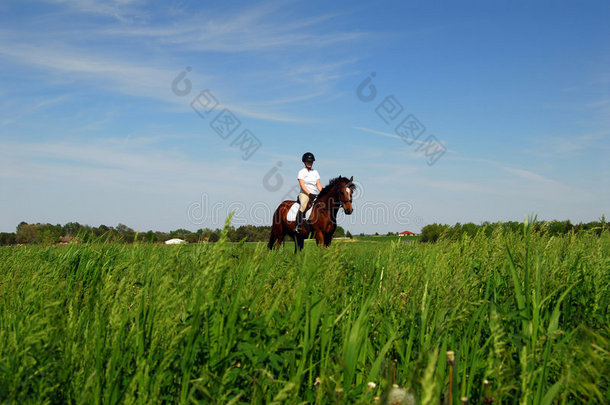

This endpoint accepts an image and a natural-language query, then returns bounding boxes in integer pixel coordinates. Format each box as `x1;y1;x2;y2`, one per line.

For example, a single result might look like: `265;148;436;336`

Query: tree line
0;221;347;245
419;217;607;242
6;217;603;246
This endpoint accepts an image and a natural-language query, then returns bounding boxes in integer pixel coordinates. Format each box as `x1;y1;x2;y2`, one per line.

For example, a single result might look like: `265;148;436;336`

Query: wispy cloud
0;137;253;193
525;130;610;156
1;95;70;126
0;42;188;100
0;1;370;126
98;5;367;53
41;0;146;22
353;126;454;152
360;129;589;200
501;166;555;183
0;41;315;123
216;103;312;123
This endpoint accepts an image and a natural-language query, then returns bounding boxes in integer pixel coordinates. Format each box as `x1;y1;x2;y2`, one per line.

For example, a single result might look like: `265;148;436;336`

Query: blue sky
1;0;608;234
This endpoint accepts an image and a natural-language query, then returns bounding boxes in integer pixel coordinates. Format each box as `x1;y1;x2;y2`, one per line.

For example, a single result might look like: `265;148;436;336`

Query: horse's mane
318;176;355;198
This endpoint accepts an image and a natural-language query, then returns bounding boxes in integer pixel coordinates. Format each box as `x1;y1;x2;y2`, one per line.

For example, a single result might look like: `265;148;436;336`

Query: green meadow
1;221;608;404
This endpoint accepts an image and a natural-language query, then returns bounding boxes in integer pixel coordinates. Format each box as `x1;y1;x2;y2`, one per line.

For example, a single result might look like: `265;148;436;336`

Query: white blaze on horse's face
343;185;354;215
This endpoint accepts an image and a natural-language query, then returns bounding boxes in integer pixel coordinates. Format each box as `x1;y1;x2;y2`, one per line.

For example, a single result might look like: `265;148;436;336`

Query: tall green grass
1;221;608;403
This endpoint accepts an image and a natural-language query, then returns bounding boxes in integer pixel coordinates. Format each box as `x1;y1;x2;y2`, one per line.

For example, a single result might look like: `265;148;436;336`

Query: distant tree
0;232;16;245
39;224;62;244
185;233;199;243
169;228;192;240
142;230;157;243
208;230;220;243
155;231;170;242
229;225;271;242
6;216;605;246
420;223;451;243
233;225;249;242
93;224;110;237
481;222;495;237
198;228;215;242
16;221;28;234
504;221;522;234
462;222;477;237
226;226;239;242
16;223;41;244
116;223;136;243
62;222;82;237
544;220;574;236
335;226;345;237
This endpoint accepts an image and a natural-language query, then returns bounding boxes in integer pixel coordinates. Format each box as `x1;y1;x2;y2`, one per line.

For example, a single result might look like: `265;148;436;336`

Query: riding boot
295;211;304;233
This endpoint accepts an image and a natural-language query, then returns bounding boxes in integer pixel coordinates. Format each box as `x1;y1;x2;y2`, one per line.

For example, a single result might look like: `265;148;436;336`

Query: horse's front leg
323;232;333;247
315;231;324;246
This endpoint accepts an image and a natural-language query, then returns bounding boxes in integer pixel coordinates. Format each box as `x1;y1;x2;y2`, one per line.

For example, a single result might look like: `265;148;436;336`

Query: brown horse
268;176;355;251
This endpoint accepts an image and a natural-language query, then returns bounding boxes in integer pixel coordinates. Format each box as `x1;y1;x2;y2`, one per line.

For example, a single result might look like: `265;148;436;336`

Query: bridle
338;184;353;208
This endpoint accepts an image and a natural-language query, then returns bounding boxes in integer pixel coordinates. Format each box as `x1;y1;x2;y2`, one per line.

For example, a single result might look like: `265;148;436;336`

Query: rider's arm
299;179;310;195
316;179;322;192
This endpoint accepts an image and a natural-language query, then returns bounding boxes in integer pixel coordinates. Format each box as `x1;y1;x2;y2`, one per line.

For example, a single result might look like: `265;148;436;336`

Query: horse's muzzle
344;208;353;215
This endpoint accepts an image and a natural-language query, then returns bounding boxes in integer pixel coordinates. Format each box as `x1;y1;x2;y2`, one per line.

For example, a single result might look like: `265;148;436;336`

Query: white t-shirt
298;168;320;194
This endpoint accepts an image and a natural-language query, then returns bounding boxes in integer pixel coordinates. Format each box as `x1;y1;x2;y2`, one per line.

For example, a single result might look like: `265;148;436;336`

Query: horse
268;176;355;251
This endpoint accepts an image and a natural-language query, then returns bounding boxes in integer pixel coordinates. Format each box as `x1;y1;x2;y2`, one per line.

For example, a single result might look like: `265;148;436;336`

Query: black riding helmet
302;152;315;163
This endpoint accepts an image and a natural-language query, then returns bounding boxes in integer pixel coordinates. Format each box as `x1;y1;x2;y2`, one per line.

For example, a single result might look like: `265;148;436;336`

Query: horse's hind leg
268;230;276;250
273;228;284;249
268;224;284;250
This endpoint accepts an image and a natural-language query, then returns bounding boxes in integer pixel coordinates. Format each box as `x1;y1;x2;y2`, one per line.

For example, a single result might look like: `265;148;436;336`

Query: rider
296;152;322;233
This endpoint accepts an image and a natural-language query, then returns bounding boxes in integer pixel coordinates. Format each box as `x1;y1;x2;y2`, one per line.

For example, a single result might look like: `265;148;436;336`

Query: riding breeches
298;192;309;213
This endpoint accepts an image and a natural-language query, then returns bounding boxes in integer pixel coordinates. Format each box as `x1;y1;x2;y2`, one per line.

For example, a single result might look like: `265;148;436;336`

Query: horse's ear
349;176;353;181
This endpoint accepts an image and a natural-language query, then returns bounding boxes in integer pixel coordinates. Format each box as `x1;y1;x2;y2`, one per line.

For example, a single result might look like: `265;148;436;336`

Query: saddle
296;194;318;212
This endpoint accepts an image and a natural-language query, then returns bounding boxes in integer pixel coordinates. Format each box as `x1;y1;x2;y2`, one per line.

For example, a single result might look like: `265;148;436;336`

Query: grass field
1;220;608;404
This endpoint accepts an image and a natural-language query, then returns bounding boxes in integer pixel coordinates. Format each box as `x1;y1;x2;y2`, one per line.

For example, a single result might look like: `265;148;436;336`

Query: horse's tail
268;205;283;250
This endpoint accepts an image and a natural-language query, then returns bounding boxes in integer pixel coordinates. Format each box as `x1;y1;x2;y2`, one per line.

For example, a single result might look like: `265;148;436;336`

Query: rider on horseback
296;152;322;233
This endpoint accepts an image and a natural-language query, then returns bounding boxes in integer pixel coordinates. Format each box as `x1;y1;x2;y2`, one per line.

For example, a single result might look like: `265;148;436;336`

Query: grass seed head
446;350;455;365
385;386;415;405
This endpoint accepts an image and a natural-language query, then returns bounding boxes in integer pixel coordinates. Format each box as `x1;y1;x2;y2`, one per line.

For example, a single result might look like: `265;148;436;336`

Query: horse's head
318;175;357;214
338;176;355;215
